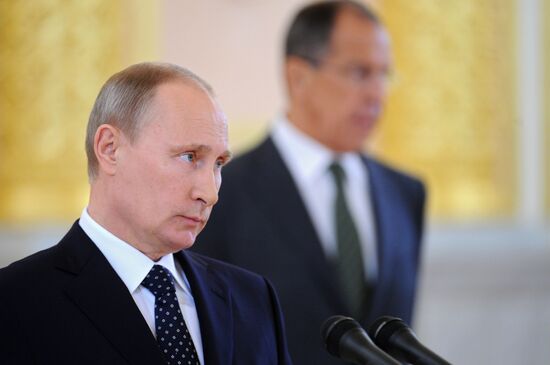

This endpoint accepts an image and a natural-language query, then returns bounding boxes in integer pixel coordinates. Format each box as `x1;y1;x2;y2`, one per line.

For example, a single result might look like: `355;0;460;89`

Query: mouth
179;215;206;225
353;106;381;128
352;114;376;129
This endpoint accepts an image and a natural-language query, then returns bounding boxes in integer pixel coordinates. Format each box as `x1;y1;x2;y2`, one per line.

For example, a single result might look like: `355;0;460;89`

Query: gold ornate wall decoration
0;0;529;222
373;0;517;220
0;0;158;223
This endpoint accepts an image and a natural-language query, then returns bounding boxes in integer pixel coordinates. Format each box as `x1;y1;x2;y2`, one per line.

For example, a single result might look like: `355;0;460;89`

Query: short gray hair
85;62;214;180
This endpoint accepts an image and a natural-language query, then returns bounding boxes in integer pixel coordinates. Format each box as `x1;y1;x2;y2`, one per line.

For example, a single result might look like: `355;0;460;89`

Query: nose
191;168;220;207
362;73;387;104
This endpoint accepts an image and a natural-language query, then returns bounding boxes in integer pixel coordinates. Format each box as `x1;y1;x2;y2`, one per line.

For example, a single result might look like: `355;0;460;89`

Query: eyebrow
172;144;232;161
220;149;233;163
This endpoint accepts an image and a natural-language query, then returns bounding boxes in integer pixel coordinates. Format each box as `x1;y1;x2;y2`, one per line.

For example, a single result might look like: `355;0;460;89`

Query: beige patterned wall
373;0;517;220
0;1;539;222
0;0;157;223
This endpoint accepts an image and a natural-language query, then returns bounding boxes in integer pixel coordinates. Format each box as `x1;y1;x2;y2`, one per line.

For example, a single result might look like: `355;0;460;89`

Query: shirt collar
271;114;365;181
271;114;333;183
338;153;368;183
78;208;191;296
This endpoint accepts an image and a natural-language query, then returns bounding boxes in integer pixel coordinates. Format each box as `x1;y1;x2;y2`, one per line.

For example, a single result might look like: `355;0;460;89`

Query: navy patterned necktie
329;161;367;318
141;264;200;365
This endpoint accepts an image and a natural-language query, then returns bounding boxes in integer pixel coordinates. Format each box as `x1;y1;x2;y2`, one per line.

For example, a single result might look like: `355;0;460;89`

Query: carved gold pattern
0;0;157;223
0;1;539;222
372;0;518;219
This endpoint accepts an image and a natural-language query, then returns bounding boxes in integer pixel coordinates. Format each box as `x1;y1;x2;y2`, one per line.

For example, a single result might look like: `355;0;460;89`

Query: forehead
142;81;228;145
327;9;391;59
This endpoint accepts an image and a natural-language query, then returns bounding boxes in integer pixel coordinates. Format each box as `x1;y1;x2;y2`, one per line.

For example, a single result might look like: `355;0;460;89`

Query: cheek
123;158;175;210
318;85;356;116
157;170;188;202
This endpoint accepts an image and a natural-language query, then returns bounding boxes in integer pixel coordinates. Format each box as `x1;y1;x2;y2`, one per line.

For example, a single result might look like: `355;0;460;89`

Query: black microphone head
368;316;451;365
322;315;402;365
320;315;361;357
368;316;407;348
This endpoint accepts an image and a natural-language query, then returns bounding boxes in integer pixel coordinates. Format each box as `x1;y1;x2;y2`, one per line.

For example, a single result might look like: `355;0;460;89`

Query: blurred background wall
0;0;548;363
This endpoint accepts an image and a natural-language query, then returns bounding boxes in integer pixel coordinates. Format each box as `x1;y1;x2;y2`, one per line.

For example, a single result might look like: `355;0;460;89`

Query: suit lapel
365;159;400;305
249;138;345;311
176;251;232;365
57;223;166;365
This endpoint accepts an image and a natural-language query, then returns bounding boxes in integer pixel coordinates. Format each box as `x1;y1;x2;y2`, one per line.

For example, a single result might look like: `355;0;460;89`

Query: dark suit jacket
193;137;426;365
0;221;292;365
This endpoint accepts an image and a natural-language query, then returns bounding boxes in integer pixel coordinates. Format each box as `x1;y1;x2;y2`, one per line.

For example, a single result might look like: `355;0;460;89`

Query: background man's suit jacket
193;137;426;365
0;222;292;365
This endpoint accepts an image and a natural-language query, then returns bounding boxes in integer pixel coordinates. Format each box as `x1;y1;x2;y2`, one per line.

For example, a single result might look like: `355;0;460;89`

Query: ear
285;56;314;99
94;124;122;176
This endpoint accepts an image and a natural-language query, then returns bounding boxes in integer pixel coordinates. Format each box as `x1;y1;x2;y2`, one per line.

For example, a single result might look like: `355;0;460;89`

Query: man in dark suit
0;62;292;365
193;1;426;364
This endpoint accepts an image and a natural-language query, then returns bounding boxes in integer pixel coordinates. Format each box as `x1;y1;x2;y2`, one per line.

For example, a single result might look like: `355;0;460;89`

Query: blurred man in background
194;1;426;364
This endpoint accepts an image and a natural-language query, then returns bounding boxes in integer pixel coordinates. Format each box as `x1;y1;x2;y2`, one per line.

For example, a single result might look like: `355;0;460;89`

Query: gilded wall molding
0;0;157;222
373;0;517;219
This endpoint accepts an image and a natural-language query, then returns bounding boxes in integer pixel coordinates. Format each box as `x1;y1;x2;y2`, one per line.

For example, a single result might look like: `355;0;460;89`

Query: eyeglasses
315;61;395;89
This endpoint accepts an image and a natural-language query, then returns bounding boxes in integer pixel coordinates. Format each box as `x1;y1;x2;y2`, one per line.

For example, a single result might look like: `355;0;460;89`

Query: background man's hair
85;62;214;180
284;0;380;66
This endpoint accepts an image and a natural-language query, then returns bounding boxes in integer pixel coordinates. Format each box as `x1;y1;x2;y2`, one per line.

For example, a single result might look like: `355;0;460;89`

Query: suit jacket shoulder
363;155;426;235
0;222;292;365
364;156;426;198
0;222;166;365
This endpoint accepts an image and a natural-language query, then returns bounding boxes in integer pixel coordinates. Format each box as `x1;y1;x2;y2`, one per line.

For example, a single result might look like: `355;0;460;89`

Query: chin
163;231;197;254
331;138;365;152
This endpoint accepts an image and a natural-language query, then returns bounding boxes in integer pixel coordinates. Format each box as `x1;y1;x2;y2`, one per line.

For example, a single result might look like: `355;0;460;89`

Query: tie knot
329;161;346;186
141;264;176;298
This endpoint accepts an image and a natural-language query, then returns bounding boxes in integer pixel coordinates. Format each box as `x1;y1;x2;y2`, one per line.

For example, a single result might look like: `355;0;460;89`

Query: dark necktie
141;264;200;365
329;161;367;318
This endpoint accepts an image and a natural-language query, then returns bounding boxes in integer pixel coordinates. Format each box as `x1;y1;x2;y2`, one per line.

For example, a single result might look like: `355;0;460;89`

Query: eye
180;152;196;163
348;66;370;82
215;159;226;169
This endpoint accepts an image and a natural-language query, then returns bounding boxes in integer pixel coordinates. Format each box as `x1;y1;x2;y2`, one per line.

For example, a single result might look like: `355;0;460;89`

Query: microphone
368;316;451;365
321;315;400;365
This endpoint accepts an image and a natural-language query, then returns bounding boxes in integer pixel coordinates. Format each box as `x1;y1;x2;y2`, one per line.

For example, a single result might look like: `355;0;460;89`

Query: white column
518;0;545;226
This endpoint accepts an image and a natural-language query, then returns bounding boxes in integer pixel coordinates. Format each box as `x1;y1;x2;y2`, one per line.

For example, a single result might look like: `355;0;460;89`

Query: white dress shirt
79;208;204;364
271;114;378;281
